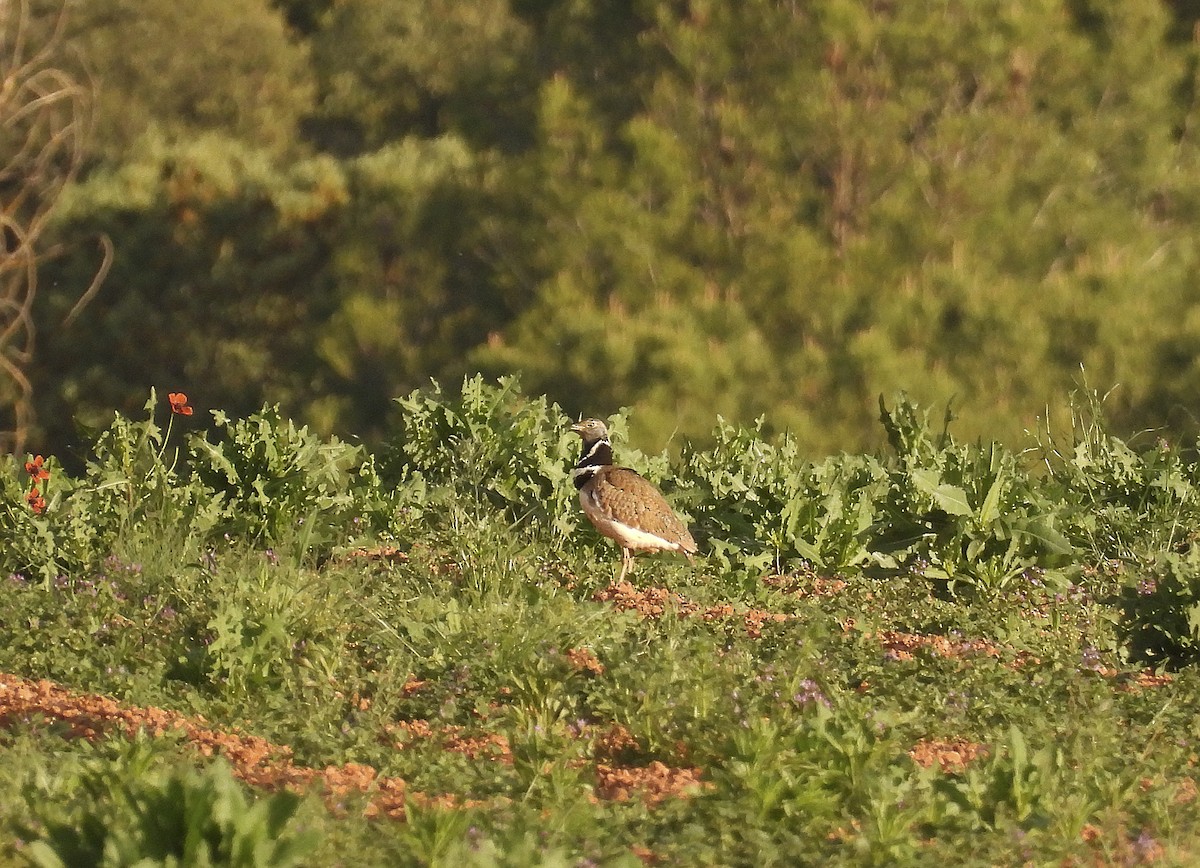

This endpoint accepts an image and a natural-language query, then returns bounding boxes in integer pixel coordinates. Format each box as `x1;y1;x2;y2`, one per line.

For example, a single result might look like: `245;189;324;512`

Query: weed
23;742;317;868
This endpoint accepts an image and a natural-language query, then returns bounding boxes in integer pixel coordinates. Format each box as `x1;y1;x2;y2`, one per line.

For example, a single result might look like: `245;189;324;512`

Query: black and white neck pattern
572;436;613;490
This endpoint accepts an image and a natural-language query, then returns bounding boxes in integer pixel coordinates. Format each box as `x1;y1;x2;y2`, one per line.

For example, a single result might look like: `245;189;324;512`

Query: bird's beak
570;421;586;434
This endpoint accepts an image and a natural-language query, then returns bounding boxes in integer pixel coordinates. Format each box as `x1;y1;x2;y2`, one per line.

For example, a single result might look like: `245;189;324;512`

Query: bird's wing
591;467;696;551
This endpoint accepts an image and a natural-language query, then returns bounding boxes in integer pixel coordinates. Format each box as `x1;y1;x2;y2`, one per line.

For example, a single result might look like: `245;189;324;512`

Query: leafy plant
25;748;318;868
934;726;1059;832
1117;550;1200;667
0;391;217;584
1033;387;1200;562
678;417;885;574
202;564;307;699
381;375;577;536
871;395;1075;594
189;404;374;549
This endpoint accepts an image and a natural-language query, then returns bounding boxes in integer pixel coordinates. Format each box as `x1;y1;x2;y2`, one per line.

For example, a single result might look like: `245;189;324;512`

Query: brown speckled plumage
571;418;697;581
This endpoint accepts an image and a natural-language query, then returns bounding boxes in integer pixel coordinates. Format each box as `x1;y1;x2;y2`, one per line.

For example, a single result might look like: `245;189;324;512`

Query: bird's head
570;418;610;444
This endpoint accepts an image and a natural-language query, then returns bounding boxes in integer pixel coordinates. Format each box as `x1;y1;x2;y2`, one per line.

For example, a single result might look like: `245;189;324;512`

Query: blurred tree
313;135;509;440
24;0;1200;460
268;0;333;35
308;0;535;153
32;132;506;457
33;136;341;457
62;0;314;160
479;0;1200;453
512;0;664;131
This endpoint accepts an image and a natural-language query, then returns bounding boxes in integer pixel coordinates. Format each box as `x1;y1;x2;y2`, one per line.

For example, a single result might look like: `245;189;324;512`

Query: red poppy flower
168;392;194;416
24;455;49;482
25;487;45;515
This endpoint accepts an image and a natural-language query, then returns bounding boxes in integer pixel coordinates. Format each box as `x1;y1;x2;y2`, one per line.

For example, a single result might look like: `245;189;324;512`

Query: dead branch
0;0;101;454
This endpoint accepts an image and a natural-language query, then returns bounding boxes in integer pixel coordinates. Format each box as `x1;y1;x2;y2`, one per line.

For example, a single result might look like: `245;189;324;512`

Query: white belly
580;490;682;553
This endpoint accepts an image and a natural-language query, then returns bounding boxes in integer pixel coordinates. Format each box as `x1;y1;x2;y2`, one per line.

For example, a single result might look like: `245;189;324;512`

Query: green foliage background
22;0;1200;458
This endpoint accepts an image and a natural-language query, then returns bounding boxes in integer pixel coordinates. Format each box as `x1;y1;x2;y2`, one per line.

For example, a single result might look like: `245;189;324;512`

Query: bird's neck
572;438;613;490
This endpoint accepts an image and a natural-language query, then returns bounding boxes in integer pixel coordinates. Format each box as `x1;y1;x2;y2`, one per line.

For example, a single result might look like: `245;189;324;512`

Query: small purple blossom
792;679;831;709
1134;829;1161;859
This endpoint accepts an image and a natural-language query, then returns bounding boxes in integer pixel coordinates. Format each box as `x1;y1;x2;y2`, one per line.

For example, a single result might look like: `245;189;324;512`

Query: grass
2;378;1200;866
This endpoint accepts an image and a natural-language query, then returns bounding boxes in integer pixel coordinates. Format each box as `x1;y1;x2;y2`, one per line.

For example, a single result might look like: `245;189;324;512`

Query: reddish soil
0;672;708;821
593;580;789;637
875;628;1005;661
0;672;410;819
908;737;989;774
385;719;513;764
565;646;606;675
593;760;708;805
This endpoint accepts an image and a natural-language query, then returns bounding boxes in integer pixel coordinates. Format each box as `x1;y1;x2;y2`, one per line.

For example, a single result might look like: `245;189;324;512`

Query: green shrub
678;395;1077;591
871;395;1075;593
0;392;219;585
188;404;379;549
1034;389;1200;562
380;375;577;536
1117;550;1200;667
25;750;318;868
678;417;886;574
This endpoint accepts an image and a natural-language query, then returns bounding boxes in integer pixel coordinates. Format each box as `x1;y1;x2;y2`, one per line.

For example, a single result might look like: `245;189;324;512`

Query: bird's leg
618;549;632;582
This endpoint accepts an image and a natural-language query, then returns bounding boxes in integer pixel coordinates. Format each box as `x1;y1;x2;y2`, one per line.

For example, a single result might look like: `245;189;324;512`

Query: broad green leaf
1016;516;1075;557
911;469;972;517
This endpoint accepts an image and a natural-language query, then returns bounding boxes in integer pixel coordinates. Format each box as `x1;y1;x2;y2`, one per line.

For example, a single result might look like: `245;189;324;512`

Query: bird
569;418;697;581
